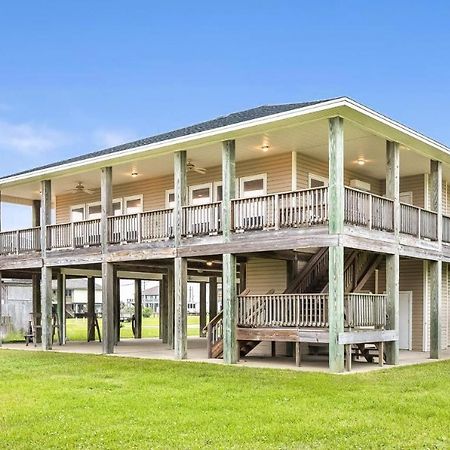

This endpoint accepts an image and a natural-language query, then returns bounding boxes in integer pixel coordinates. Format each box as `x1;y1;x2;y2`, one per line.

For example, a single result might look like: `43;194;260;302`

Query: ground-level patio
3;337;450;374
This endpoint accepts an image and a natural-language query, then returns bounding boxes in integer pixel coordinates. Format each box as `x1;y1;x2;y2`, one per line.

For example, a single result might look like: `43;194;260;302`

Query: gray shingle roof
0;99;335;180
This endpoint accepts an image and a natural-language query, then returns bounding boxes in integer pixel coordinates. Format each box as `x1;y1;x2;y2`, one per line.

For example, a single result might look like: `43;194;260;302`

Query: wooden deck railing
400;203;438;241
0;227;41;255
237;293;387;329
47;219;101;249
345;293;387;328
232;186;329;232
182;202;221;236
4;188;447;253
344;187;394;232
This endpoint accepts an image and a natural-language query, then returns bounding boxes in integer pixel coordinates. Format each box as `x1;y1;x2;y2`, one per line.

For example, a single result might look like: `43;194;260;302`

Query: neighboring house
1;97;450;372
51;279;103;315
141;283;200;314
142;285;160;312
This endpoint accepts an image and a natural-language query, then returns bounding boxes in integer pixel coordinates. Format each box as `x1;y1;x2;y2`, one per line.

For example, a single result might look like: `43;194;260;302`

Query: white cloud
0;119;69;155
93;128;137;148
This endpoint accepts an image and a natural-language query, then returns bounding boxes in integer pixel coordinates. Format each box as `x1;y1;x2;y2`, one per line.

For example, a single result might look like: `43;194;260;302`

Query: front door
399;291;412;350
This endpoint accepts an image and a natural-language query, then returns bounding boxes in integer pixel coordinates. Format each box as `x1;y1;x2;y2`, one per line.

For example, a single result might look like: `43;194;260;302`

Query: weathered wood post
87;276;96;341
0;271;2;347
385;141;400;365
32;273;41;344
222;139;238;364
114;276;120;344
328;117;345;373
56;272;64;345
174;150;188;359
199;281;207;336
134;279;142;339
167;265;174;349
174;257;187;359
430;159;442;359
209;276;218;320
101;166;115;354
160;274;168;343
40;179;53;351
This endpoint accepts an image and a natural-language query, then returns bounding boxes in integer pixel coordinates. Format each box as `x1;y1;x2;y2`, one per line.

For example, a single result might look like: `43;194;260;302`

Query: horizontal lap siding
296;153;383;194
400;175;425;208
55;153;293;224
361;258;424;351
245;258;287;294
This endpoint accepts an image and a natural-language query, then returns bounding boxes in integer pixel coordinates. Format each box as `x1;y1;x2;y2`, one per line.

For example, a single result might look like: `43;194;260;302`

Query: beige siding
246;258;287;294
363;257;425;351
399;175;425;208
296;153;383;194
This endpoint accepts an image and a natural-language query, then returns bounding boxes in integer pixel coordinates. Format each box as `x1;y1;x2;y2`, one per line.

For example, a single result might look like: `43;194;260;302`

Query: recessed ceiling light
206;260;213;266
356;158;366;166
261;145;270;152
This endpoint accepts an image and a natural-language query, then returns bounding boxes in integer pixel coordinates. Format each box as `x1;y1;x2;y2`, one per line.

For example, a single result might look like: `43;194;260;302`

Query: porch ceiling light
206;260;213;266
261;145;270;152
356;157;366;166
131;170;139;177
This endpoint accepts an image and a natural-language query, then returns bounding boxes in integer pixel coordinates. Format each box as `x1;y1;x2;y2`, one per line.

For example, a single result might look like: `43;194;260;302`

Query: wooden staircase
206;310;261;359
355;343;386;364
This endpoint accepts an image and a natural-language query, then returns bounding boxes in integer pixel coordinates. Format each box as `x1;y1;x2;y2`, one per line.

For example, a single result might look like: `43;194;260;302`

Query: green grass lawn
4;315;201;343
0;351;449;449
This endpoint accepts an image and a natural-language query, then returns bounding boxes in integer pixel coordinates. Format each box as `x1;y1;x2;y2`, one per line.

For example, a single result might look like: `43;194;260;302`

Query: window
213;182;223;202
189;183;212;205
308;174;329;188
124;195;143;214
166;190;175;208
70;204;85;222
87;202;101;219
239;174;267;198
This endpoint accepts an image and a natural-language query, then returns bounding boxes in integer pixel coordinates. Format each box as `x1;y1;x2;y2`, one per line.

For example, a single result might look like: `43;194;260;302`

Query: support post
114;276;120;344
40;266;53;350
386;141;400;236
223;253;237;364
174;257;187;359
385;253;400;364
209;276;218;320
56;272;64;345
199;281;207;336
87;277;96;342
101;167;113;253
174;151;187;246
102;262;115;354
328;117;345;373
167;264;174;349
430;160;443;245
160;274;168;343
222;140;236;242
385;141;400;365
134;279;142;339
0;271;2;347
430;259;442;358
32;273;41;344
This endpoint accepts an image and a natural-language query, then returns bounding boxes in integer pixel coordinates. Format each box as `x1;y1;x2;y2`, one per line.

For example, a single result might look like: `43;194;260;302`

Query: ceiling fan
67;181;95;195
187;159;207;174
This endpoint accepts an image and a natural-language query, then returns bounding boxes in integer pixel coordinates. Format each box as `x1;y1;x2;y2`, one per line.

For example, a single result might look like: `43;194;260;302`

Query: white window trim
86;201;101;219
165;189;175;208
213;181;222;202
239;173;267;198
124;194;144;213
189;182;213;204
112;198;123;216
70;204;86;222
308;173;329;188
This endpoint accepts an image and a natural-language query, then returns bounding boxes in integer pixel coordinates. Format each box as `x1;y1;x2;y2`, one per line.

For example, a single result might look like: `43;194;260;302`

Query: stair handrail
205;310;224;358
284;247;328;294
321;250;359;293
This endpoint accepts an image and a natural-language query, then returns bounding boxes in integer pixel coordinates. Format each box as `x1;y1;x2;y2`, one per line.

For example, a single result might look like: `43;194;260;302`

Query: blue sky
1;1;450;228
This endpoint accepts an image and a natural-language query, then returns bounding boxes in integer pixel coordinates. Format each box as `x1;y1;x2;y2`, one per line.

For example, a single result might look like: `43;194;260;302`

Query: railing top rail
345;293;387;298
0;226;40;235
182;201;222;209
108;212;139;220
400;202;437;215
345;186;394;203
232;186;329;203
47;217;101;228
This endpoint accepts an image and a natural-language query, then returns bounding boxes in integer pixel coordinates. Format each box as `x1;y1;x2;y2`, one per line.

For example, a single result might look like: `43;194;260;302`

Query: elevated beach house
0;97;449;372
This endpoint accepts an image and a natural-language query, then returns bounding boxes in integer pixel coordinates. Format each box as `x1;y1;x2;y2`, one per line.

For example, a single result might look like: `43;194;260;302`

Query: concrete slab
2;338;450;374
